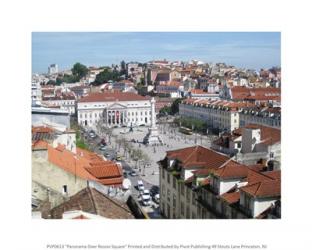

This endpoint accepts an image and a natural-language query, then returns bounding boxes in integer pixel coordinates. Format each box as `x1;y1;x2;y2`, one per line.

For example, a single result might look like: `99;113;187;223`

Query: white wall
219;179;241;195
253;198;278;218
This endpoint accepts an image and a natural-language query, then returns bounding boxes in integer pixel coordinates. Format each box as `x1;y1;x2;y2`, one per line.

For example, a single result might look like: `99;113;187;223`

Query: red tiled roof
32;126;55;134
240;170;281;198
32;140;48;150
47;144;123;186
190;89;205;94
245;124;281;145
79;92;150;103
221;191;240;204
231;86;281;101
50;187;134;219
85;164;122;179
213;161;249;179
167;146;230;169
240;179;281;198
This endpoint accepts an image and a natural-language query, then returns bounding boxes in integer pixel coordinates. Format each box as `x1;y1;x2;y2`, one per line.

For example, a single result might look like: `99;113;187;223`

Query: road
81;128;161;218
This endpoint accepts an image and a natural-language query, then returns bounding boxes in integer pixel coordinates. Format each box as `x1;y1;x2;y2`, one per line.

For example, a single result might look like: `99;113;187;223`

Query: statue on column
143;97;163;145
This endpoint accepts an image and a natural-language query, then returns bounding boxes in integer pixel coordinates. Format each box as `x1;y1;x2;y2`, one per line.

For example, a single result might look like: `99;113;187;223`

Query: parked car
100;139;107;146
150;186;160;197
104;152;110;157
137;180;144;192
99;145;106;151
141;190;151;206
116;155;123;161
123;171;128;178
153;193;160;204
89;133;96;139
129;170;138;177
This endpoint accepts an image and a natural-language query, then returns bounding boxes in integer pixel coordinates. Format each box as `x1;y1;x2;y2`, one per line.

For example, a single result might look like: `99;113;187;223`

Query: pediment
107;102;127;109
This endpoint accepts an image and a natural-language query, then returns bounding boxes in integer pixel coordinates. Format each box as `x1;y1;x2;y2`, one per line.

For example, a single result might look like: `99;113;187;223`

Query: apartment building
158;145;281;219
179;99;254;132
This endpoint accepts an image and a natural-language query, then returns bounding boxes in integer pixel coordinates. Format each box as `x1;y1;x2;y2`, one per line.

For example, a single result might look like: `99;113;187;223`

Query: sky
32;32;281;74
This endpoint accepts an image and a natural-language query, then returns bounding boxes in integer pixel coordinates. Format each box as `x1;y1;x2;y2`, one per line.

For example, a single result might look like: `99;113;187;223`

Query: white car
137;180;144;192
141;190;151;206
129;170;138;177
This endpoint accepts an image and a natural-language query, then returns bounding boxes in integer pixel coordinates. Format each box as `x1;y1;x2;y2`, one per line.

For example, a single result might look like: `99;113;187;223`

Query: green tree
71;62;88;79
93;68;121;85
171;97;185;115
146;69;152;85
56;77;63;85
47;80;56;85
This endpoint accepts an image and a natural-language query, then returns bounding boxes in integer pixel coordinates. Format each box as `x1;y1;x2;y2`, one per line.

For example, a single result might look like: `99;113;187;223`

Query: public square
107;123;218;186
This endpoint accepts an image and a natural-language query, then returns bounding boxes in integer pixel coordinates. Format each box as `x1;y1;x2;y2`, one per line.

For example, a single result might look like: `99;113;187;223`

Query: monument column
143;97;162;145
151;98;156;128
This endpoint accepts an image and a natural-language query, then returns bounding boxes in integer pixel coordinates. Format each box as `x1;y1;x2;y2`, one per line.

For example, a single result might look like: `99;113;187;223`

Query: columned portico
103;103;128;127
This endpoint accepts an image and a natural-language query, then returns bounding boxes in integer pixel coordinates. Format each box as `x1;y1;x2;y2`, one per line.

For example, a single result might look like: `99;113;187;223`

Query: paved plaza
108;123;218;186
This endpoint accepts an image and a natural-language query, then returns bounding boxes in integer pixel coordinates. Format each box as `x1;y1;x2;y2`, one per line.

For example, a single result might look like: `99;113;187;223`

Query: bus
179;126;193;135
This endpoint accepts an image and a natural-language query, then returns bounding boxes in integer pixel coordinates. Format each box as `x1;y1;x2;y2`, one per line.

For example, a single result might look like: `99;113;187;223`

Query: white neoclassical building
77;92;152;128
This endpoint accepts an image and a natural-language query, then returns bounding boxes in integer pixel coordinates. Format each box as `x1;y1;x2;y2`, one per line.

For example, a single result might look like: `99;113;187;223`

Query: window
141;112;143;115
162;168;165;179
192;192;196;205
181;183;185;196
80;113;82;118
95;113;97;118
167;173;170;184
173;177;176;189
173;194;176;208
221;202;227;217
167;189;170;202
167;204;171;218
62;185;67;195
186;187;190;203
186;206;190;219
162;184;165;197
245;195;251;210
89;113;92;118
192;212;196;219
180;202;185;216
85;114;87;118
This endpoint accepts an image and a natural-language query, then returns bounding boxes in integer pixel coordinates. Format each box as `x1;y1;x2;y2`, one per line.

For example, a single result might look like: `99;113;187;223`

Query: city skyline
32;32;281;74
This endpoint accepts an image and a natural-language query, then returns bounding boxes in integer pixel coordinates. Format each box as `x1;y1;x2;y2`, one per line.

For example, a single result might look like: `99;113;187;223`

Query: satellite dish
122;179;131;190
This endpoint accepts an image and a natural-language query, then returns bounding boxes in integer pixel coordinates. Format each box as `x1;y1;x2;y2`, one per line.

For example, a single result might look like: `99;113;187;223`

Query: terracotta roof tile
240;179;281;198
47;144;123;186
32;140;48;150
213;161;249;179
231;86;281;101
245;124;281;145
79;92;150;103
50;187;134;219
221;191;240;204
167;146;230;169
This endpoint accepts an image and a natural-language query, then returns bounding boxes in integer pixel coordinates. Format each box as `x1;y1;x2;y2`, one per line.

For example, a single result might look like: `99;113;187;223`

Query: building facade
158;146;281;219
77;92;152;128
179;99;246;132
